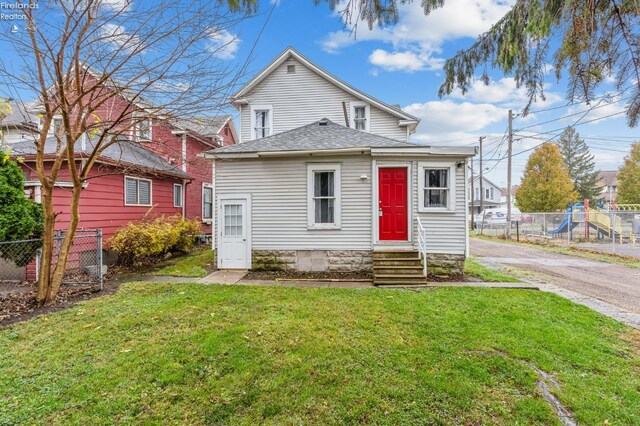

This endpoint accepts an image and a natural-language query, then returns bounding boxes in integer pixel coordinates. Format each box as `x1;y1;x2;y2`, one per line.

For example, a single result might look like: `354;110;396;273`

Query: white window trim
418;162;456;212
202;183;214;223
173;183;183;208
124;176;153;207
350;101;370;132
307;163;342;230
134;115;152;142
250;104;273;140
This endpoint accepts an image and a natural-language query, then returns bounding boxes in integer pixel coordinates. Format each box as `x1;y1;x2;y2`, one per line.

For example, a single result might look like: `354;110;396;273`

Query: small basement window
125;176;152;206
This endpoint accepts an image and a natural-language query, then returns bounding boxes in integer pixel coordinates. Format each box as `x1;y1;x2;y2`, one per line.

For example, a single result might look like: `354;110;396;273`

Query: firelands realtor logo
1;2;39;25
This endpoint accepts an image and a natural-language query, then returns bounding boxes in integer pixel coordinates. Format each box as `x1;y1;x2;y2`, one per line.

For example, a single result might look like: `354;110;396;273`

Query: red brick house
8;97;237;240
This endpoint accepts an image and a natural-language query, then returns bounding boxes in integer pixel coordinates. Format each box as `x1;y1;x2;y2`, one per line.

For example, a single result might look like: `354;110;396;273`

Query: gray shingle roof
174;115;231;138
210;119;423;154
2;101;38;127
11;136;189;178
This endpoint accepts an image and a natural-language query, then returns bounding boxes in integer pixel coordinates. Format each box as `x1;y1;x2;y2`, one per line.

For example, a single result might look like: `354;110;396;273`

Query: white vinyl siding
240;58;407;142
215;155;371;250
411;158;466;255
124;176;152;206
214;154;467;256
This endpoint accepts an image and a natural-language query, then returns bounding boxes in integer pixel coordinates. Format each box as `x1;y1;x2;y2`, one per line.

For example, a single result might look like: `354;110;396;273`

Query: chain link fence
0;229;104;294
473;210;640;257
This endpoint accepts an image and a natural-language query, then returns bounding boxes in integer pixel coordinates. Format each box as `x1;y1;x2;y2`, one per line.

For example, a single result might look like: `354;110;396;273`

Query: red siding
22;163;183;242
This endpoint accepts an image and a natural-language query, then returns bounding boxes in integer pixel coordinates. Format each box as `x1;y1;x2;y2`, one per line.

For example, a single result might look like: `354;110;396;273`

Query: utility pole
506;110;513;240
470;158;475;229
479;136;485;217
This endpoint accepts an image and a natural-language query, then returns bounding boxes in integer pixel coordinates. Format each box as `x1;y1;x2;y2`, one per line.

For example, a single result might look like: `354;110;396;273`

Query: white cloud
100;23;139;52
100;0;132;12
368;49;443;72
449;77;563;109
564;95;627;125
321;0;515;73
207;29;240;60
405;100;507;143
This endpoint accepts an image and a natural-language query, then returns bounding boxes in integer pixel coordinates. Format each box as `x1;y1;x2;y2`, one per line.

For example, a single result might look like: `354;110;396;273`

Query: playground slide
548;216;571;234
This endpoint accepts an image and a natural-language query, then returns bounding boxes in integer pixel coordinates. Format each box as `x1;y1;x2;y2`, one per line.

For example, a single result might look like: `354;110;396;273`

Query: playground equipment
548;201;623;239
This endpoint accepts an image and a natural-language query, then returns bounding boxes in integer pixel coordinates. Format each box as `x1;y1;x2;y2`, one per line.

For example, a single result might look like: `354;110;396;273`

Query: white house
205;48;476;282
467;176;502;215
0;101;39;146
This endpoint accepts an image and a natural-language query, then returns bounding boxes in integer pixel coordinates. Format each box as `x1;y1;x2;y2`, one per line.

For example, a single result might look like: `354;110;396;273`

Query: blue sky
226;0;638;187
1;0;636;187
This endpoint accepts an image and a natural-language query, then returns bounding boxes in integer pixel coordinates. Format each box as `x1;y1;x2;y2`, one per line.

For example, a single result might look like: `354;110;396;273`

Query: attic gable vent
287;64;296;74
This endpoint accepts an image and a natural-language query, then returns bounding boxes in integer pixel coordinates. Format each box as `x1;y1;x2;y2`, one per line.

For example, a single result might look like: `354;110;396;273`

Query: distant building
0;101;39;145
468;176;502;215
597;171;618;206
500;185;519;209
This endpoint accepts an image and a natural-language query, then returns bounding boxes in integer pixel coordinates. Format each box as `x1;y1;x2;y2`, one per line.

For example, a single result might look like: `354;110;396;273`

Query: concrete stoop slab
198;270;248;285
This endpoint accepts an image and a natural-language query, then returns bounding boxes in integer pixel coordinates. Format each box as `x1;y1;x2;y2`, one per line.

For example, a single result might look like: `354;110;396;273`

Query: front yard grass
151;249;215;278
464;257;522;282
1;283;639;424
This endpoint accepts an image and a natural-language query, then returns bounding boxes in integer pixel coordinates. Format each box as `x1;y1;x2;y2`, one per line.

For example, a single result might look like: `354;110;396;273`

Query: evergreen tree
617;143;640;204
516;143;577;212
557;127;601;202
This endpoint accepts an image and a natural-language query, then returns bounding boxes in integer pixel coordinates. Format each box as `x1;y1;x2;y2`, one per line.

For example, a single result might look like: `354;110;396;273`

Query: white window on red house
135;117;152;141
202;186;213;220
173;184;183;208
125;177;152;206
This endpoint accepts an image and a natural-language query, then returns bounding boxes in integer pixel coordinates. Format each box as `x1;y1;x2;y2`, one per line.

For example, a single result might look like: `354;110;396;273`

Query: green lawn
1;283;639;425
152;249;215;278
464;257;522;282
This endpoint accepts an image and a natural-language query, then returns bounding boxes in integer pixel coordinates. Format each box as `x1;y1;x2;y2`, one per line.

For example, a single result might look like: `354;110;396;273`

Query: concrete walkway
198;269;248;285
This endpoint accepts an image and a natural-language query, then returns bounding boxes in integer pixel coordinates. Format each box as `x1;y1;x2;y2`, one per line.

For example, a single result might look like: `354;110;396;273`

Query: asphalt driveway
471;238;640;315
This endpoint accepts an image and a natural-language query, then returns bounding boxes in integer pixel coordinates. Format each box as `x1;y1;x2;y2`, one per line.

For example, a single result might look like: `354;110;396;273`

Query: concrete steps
372;251;426;286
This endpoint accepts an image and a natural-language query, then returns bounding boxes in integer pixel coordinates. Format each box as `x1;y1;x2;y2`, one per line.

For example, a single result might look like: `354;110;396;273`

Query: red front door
378;167;408;241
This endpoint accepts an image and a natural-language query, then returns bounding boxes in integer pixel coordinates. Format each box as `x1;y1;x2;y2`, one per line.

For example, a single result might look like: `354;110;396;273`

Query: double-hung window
135;116;152;141
350;102;370;132
307;164;341;229
173;184;183;208
125;176;152;206
418;163;455;211
202;185;213;221
250;105;273;140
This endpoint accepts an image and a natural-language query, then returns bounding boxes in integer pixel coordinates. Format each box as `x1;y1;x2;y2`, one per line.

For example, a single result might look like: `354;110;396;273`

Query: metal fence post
97;229;103;290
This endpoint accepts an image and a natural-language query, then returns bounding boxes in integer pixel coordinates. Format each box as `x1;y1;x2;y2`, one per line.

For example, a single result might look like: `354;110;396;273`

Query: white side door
218;197;250;269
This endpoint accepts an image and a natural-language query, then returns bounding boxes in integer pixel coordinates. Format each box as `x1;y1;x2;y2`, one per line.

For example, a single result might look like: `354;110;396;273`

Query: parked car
475;207;522;225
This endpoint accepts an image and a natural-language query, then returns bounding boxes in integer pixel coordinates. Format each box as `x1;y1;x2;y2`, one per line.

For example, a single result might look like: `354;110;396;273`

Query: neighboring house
500;185;519;210
8;81;238;239
205;47;476;281
467;176;502;215
0;101;39;145
597;171;618;206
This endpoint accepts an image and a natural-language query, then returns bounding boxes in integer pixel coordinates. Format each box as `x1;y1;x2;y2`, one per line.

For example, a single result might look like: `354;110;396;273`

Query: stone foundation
426;253;465;277
251;250;464;277
251;250;372;273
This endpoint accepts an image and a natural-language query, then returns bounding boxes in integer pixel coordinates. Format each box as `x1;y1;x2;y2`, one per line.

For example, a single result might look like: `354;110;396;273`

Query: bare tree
0;0;256;305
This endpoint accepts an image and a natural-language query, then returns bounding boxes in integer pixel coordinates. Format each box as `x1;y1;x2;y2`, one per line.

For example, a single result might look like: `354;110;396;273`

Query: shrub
0;149;44;266
110;215;200;265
